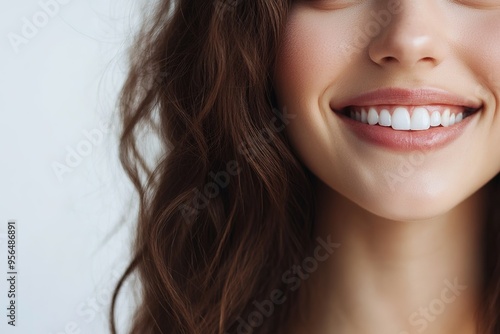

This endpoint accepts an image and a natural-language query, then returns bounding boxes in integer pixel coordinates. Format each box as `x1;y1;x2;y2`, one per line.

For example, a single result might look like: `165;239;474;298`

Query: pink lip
337;112;480;151
331;87;483;151
331;87;482;110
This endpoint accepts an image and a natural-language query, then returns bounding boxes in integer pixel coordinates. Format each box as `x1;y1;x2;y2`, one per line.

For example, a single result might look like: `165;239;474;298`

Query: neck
286;181;487;334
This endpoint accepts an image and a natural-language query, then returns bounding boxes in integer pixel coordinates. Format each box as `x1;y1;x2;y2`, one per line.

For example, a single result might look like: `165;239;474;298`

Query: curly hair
109;1;500;333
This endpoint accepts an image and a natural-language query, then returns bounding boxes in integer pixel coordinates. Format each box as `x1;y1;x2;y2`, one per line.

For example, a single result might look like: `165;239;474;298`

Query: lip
331;88;483;151
331;87;482;111
336;110;480;151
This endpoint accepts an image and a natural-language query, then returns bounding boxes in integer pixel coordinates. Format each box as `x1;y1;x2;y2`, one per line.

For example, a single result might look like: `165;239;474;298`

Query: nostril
381;56;398;63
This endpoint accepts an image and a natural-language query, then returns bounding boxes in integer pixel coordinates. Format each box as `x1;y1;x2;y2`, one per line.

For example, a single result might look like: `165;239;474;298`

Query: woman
110;0;500;333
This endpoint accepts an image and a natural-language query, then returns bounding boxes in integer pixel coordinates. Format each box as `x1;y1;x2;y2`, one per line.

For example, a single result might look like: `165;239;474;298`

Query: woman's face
273;0;500;220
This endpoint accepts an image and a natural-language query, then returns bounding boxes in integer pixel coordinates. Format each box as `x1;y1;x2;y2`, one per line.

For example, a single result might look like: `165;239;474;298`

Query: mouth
333;104;482;130
331;104;483;151
329;88;484;151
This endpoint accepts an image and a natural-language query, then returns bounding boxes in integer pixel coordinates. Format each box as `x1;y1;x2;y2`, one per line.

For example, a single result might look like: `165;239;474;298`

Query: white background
0;0;143;333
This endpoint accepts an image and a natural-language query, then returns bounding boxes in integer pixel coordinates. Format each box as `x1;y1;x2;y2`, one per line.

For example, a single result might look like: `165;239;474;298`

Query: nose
368;2;448;69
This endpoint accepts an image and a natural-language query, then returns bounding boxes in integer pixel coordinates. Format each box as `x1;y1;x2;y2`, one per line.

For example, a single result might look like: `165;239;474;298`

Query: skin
272;0;500;333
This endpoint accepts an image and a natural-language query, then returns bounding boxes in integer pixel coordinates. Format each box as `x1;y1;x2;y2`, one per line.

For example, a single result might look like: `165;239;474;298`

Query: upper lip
331;87;483;111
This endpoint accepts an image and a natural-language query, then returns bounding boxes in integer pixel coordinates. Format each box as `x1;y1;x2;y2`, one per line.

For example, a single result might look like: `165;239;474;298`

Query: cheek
458;15;500;174
273;13;337;169
273;9;357;168
458;14;500;96
469;15;500;66
274;10;353;104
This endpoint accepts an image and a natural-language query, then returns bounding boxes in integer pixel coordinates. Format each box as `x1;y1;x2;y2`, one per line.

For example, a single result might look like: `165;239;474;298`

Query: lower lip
334;109;480;151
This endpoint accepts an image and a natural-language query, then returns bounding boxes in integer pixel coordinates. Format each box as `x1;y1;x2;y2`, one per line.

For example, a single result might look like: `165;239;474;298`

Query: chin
341;177;467;222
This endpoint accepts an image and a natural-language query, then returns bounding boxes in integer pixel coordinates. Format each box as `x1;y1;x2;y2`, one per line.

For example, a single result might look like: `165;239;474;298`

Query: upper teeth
349;106;465;130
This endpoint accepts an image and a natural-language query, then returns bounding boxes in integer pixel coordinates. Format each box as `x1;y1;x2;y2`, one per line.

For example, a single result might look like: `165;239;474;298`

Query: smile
330;88;484;151
338;105;481;130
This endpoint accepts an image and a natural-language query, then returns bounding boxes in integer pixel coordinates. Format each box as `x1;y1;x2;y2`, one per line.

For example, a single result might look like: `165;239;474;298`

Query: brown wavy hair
109;0;500;333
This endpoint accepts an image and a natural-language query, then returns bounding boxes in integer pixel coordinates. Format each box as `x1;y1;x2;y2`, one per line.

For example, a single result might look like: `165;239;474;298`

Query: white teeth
441;108;450;127
348;106;467;130
378;109;391;126
410;107;431;130
361;108;368;124
392;107;411;130
430;111;441;127
367;107;379;125
449;113;456;126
